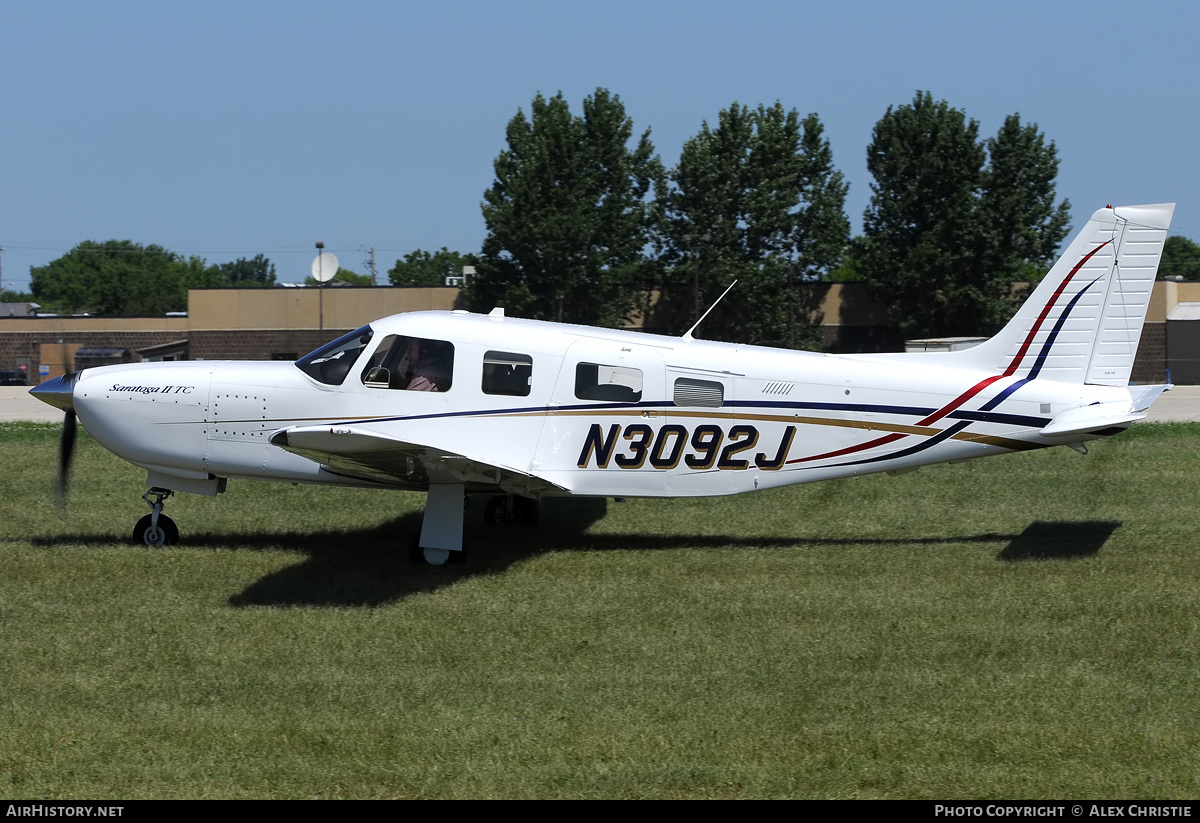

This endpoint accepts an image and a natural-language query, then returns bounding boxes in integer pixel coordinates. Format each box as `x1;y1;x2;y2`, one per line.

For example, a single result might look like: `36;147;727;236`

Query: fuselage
65;309;1129;499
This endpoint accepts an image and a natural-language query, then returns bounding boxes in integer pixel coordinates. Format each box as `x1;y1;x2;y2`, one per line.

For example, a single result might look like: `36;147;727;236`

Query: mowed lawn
0;421;1196;799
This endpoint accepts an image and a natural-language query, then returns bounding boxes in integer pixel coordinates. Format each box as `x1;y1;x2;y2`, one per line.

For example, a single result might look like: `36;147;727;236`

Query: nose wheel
133;488;179;547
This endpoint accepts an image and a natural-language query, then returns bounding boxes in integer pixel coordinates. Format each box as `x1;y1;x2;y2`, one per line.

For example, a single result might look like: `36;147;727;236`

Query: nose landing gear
133;488;179;547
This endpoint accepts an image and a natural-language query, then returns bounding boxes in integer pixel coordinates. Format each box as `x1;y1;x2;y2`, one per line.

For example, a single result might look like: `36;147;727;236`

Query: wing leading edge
269;425;564;494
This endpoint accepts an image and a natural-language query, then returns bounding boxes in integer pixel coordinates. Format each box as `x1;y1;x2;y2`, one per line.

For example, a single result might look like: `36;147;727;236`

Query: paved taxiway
3;384;1200;424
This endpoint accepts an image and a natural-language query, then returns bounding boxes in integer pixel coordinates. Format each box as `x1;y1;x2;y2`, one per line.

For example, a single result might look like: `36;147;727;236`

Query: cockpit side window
575;362;642;402
361;335;402;388
482;351;532;397
295;326;373;385
360;335;454;392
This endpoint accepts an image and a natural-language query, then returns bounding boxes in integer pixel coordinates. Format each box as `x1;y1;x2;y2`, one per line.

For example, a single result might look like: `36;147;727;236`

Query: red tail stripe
917;373;1008;426
1003;241;1111;377
919;240;1111;426
784;239;1115;465
786;432;906;465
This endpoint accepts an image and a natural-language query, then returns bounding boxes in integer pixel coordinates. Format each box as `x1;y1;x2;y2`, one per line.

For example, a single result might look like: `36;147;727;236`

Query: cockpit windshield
294;326;374;385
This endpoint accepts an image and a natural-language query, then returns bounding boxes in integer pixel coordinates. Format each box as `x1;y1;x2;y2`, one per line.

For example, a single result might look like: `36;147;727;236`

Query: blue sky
2;0;1197;291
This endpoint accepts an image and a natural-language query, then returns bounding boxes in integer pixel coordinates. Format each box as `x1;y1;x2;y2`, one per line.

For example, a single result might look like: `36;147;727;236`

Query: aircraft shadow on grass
229;517;1122;607
225;515;1125;607
31;512;1122;608
995;520;1121;561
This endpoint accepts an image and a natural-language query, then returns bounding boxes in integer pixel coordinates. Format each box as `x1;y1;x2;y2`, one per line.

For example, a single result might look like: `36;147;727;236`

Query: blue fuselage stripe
339;398;1049;429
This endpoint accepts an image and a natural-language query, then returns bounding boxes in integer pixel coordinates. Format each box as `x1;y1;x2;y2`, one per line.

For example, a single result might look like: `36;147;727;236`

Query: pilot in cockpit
360;334;454;392
403;338;453;392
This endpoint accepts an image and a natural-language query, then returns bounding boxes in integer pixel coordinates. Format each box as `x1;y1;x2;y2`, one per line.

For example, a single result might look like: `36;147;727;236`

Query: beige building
0;281;1195;384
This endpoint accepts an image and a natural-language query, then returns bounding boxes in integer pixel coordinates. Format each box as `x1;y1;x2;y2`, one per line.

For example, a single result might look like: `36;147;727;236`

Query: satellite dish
311;252;339;283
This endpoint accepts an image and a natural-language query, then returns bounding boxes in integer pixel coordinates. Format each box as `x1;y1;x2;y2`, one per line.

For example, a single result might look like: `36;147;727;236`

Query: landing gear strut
411;482;465;566
133;487;179;547
410;488;543;566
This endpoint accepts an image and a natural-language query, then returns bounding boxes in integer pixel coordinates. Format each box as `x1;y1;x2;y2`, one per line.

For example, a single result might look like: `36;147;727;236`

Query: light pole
782;238;797;349
682;232;710;324
316;242;325;331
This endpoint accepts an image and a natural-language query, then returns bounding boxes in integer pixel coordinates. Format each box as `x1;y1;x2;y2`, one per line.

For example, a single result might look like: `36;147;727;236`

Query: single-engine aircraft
32;204;1175;564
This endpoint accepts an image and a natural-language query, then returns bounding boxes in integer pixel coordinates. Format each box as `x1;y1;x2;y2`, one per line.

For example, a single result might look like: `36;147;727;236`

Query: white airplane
32;203;1175;564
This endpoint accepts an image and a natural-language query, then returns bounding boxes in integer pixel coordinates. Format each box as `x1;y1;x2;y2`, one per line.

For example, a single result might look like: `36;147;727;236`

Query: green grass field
0;422;1196;799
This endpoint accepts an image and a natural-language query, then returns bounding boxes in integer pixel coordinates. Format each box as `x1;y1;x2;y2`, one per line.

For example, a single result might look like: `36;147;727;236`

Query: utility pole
365;246;377;285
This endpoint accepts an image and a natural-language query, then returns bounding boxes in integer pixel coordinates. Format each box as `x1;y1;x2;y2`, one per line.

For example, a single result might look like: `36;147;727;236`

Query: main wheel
133;513;179;547
422;547;450;565
409;539;465;566
483;495;512;526
408;520;466;565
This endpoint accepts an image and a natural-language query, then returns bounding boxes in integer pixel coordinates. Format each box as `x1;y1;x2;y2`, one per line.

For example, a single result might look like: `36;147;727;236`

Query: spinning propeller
30;369;81;516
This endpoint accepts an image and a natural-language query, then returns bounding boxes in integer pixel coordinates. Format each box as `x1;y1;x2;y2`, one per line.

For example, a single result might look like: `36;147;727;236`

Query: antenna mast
682;280;737;341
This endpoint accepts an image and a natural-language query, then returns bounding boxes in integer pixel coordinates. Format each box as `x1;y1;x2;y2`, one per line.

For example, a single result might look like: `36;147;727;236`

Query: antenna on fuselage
682;280;737;341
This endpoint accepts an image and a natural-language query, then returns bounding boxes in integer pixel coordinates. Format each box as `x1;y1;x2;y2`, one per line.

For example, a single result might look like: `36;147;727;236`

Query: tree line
15;89;1197;343
465;87;1073;347
17;246;277;316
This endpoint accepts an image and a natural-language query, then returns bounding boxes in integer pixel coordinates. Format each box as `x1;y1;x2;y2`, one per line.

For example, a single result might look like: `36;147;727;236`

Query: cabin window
360;335;454;392
482;351;532;397
575;362;642;402
673;377;724;408
295;326;374;385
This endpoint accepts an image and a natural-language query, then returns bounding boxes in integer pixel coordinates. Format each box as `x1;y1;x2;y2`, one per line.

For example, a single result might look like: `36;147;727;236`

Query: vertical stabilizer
955;203;1174;385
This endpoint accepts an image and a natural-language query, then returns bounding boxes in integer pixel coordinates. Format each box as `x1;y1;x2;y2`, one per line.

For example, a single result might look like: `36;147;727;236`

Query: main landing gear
133;488;179;547
410;487;543;566
411;482;466;566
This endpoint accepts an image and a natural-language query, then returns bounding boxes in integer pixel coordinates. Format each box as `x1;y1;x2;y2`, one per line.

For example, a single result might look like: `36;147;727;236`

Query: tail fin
958;203;1174;385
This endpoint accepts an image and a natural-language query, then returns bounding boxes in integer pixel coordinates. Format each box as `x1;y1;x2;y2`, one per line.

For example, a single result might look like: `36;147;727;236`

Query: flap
269;424;564;492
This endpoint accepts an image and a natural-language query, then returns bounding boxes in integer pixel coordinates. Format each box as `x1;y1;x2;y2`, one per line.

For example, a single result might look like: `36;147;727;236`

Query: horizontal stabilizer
1039;402;1144;438
1129;383;1172;413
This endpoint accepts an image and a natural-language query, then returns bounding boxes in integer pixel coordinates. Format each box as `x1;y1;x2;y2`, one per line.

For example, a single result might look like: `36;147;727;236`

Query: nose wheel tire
134;513;179;547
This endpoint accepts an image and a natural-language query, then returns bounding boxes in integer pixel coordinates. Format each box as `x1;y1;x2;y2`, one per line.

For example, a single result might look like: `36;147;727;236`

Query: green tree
466;88;664;326
1;289;35;303
182;255;226;290
979;114;1071;289
860;92;1070;340
1159;235;1200;281
214;254;276;287
30;240;194;315
305;267;373;286
389;248;477;286
659;103;848;347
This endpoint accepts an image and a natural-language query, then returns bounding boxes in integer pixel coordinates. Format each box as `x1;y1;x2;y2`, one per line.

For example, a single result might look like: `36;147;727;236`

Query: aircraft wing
269;424;564;494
